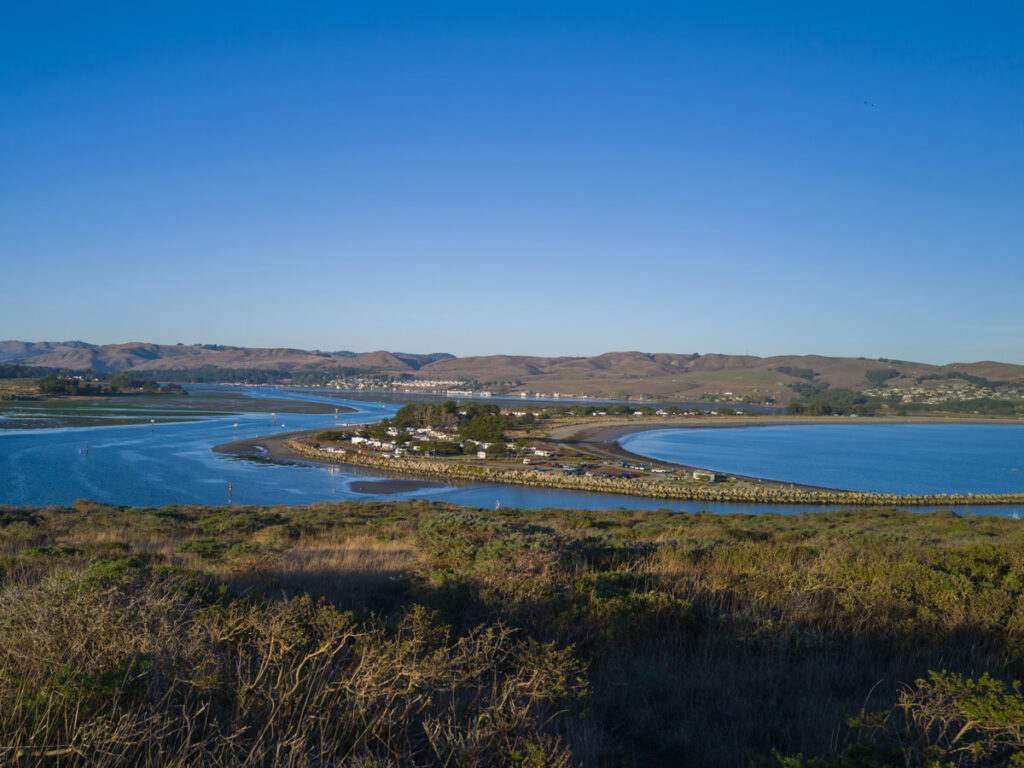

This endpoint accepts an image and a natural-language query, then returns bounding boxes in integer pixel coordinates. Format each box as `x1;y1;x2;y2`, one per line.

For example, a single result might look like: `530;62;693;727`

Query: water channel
3;386;1023;516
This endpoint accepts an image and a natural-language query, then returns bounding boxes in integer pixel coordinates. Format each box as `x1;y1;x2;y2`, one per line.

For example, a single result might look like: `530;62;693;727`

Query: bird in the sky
863;100;877;107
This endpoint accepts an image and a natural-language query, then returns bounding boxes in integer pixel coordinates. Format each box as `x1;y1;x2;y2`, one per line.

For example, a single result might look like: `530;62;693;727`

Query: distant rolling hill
0;342;452;375
3;341;1022;401
0;340;96;363
412;352;1024;400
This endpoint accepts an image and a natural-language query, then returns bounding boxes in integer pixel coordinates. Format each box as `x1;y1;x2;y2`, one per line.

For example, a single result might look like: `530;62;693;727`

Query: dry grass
3;501;1024;766
0;378;39;401
228;535;421;606
0;577;582;767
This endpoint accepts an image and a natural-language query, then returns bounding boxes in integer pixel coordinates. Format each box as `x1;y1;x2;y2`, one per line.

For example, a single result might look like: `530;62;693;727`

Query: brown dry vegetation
0;379;39;401
9;341;1024;400
2;500;1024;766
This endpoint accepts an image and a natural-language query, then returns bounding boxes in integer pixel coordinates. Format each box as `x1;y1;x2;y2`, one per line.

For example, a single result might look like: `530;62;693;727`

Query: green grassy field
2;501;1023;767
0;398;228;427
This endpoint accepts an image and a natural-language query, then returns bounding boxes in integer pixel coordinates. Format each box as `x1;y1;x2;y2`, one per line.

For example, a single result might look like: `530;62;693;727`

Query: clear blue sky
2;2;1022;363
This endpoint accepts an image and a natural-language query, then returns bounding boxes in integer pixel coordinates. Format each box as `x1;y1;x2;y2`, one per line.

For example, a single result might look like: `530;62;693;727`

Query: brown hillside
687;353;762;371
546;351;678;377
938;361;1024;381
20;343;352;372
418;355;570;379
344;351;416;372
7;341;1024;401
755;355;932;390
0;341;95;364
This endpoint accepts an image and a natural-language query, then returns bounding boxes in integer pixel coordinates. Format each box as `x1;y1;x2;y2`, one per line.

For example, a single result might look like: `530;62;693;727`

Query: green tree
485;441;508;458
865;368;900;387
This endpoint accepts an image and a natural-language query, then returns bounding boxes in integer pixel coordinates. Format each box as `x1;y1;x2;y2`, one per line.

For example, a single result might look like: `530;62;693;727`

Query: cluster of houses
321;425;512;459
517;392;594;399
698;391;752;404
495;407;723;419
399;379;466;390
325;376;401;391
345;426;464;457
318;429;719;483
862;380;1023;405
316;414;725;485
321;421;568;462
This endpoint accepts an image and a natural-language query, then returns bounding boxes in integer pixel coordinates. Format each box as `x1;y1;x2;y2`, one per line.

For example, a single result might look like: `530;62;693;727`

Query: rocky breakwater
284;439;1024;506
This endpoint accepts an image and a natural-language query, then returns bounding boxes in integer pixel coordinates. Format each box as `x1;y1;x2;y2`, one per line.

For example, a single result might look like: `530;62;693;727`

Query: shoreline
546;414;1024;491
212;423;378;462
549;419;839;492
547;413;1024;443
212;425;445;495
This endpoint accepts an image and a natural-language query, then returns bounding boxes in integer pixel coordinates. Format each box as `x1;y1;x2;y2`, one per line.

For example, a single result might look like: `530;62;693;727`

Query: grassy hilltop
3;501;1024;766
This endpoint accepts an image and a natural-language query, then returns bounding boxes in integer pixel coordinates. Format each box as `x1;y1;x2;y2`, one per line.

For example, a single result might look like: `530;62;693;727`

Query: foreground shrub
0;573;586;767
771;671;1024;767
6;501;1024;766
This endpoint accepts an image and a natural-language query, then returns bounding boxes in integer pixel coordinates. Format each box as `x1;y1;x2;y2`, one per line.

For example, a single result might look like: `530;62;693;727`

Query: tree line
37;374;183;397
787;388;880;416
375;400;536;445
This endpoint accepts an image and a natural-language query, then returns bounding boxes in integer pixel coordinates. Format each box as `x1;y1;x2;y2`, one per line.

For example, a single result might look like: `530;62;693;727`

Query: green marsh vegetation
0;372;204;427
0;396;228;428
0;377;354;427
2;501;1024;766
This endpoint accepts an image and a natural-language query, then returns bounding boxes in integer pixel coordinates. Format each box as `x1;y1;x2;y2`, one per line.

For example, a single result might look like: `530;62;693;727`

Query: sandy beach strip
213;428;331;462
213;423;381;462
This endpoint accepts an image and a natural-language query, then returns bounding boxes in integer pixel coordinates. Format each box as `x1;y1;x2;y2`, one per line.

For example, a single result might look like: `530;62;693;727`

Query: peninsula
226;402;1024;506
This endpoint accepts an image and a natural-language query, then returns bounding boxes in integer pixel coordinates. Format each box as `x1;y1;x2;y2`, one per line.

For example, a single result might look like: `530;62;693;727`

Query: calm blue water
0;387;783;514
619;424;1024;496
3;390;1023;516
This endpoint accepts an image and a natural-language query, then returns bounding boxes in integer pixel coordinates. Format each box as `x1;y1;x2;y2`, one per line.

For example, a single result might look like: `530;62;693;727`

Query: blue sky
2;2;1022;363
